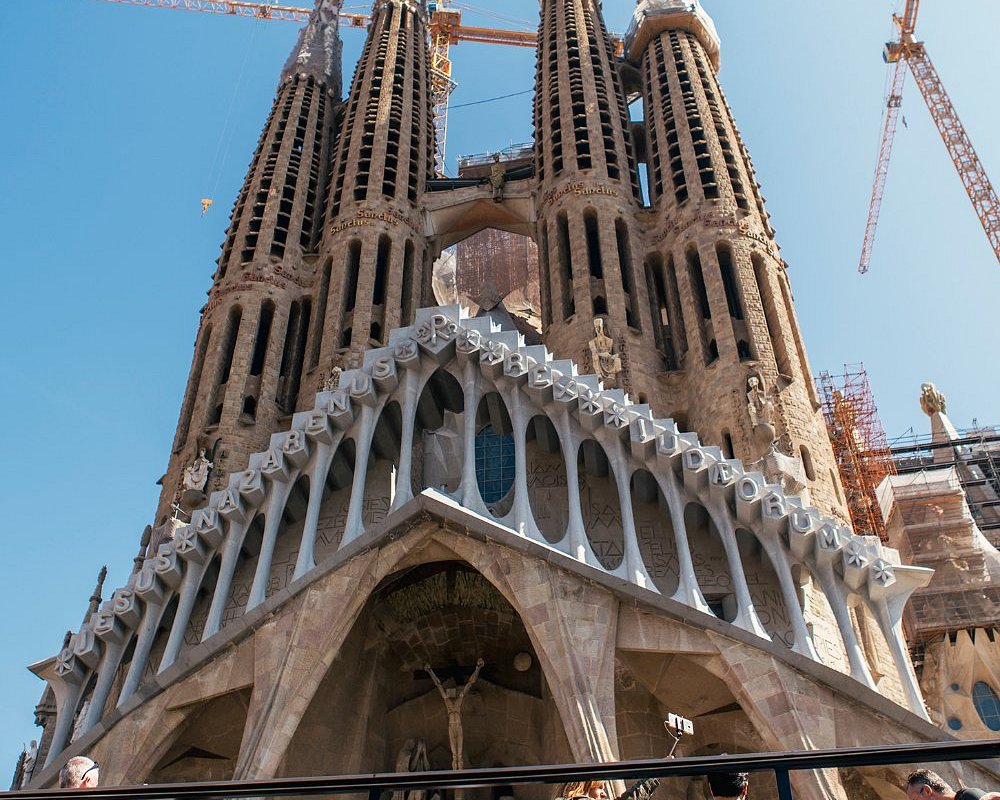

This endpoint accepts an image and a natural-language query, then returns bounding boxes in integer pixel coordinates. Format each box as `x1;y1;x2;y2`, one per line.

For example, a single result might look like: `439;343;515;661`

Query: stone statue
323;365;343;392
425;658;485;769
183;448;213;493
920;382;947;416
746;373;776;452
71;700;91;743
489;153;506;202
391;739;431;800
20;740;38;788
589;318;622;387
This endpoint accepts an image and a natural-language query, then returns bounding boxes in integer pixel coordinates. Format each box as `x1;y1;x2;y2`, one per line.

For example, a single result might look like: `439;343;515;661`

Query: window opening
476;425;515;504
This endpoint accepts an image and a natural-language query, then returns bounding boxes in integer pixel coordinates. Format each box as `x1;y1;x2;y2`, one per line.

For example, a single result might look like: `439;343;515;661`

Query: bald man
59;757;99;789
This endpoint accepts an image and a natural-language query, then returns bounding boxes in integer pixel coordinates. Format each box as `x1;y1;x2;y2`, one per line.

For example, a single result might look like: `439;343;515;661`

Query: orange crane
859;0;1000;273
95;0;539;177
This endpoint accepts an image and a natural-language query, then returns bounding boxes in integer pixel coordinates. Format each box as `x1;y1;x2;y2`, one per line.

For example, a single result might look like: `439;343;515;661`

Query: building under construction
12;0;1000;795
817;366;897;541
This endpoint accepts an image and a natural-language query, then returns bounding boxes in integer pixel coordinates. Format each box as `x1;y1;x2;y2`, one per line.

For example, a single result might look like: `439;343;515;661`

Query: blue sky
1;0;998;772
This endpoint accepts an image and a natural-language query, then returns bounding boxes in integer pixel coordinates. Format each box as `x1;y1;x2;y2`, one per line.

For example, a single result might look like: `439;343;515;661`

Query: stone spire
920;381;962;463
532;0;658;401
153;0;345;529
619;0;849;518
310;0;433;375
281;0;344;96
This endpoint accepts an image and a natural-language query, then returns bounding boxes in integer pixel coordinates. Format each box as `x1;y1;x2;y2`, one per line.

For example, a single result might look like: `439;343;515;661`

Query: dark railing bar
775;769;793;800
8;740;999;800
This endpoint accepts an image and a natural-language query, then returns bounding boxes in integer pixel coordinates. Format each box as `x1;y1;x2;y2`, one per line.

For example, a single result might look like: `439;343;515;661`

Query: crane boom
98;0;310;22
860;0;999;271
859;59;906;275
907;44;1000;264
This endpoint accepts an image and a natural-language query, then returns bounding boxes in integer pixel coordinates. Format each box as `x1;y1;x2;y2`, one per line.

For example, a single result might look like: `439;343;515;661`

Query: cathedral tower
157;0;343;526
311;0;434;377
533;0;665;401
626;0;847;518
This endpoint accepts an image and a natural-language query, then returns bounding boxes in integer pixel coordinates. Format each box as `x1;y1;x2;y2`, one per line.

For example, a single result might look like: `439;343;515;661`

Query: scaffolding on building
817;365;897;541
889;425;1000;535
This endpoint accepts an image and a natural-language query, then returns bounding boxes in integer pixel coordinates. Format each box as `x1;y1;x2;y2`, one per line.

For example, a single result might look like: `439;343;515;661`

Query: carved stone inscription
580;473;624;571
523;426;569;544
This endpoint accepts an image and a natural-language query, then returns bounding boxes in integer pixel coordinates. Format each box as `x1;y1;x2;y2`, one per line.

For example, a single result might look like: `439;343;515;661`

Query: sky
1;0;998;774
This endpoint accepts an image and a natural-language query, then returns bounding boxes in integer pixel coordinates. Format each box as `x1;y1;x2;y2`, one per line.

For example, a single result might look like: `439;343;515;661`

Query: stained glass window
972;681;1000;731
475;425;515;504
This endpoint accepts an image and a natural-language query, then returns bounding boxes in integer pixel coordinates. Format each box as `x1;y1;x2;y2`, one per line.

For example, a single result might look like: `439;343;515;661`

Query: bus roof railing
8;739;1000;800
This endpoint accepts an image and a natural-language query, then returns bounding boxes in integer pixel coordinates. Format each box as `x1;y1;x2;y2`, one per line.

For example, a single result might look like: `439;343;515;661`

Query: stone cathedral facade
15;1;992;797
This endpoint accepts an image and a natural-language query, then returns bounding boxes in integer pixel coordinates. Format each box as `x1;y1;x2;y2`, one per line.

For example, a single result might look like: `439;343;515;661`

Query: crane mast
860;0;999;272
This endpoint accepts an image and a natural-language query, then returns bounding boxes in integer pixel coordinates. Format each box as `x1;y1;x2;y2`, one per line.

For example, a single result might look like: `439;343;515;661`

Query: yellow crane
859;0;1000;273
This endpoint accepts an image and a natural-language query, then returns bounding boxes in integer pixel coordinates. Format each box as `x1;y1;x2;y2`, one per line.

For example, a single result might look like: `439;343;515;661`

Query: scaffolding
889;425;1000;535
817;365;897;541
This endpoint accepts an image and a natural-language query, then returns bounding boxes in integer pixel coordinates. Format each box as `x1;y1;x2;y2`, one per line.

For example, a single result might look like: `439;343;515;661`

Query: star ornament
871;559;896;587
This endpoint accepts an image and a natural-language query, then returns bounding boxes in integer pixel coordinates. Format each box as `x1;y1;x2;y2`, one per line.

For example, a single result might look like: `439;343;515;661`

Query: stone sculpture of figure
183;448;213;493
746;373;776;453
424;658;485;770
20;740;38;788
589;318;622;387
489;154;506;202
920;382;947;416
71;700;91;743
323;365;343;392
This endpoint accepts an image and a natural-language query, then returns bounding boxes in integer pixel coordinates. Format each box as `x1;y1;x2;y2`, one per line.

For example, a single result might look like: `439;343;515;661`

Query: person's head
59;757;99;789
906;770;955;800
562;781;609;800
707;772;749;800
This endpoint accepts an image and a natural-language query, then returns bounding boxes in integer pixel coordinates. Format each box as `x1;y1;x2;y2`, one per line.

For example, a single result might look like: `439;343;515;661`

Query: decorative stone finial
84;566;107;621
920;382;947;416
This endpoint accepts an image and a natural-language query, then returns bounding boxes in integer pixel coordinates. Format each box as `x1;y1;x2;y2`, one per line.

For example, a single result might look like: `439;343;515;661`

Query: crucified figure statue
424;658;485;769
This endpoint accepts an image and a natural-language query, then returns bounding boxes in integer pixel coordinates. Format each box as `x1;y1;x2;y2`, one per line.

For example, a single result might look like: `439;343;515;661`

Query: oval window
972;681;1000;731
475;425;515;504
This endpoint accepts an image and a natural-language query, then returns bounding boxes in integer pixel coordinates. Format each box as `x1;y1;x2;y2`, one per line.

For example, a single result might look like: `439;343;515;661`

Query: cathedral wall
31;521;983;798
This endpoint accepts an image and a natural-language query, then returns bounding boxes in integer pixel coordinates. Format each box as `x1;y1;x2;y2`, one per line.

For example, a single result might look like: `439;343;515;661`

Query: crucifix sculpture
424;659;485;769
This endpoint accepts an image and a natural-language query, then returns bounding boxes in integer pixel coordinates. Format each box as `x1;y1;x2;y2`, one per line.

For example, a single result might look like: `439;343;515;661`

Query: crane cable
203;17;263;214
450;88;532;110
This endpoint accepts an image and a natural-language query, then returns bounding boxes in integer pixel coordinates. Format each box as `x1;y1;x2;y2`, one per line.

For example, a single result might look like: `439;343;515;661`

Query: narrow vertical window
278;299;311;413
173;324;212;451
249;301;275;377
557;213;575;320
644;257;666;354
309;260;332;369
401;241;415;325
752;254;792;377
716;244;744;321
539;227;552;329
219;306;242;385
616;219;639;329
207;305;242;426
686;247;711;319
373;235;391;306
664;256;688;360
343;239;361;314
584;210;603;279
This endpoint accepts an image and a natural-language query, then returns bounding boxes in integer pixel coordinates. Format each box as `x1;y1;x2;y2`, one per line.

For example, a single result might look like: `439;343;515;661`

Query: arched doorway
278;561;571;794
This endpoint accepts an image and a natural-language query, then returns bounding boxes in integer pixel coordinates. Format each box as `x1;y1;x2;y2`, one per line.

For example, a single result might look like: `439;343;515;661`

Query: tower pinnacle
627;0;720;68
281;0;344;94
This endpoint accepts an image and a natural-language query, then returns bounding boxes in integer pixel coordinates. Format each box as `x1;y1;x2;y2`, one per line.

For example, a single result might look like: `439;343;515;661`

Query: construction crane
95;0;541;177
859;0;1000;273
